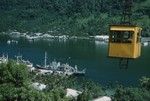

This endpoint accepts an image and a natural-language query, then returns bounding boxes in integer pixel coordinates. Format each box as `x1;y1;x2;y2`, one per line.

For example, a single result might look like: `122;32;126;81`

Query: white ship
36;52;86;76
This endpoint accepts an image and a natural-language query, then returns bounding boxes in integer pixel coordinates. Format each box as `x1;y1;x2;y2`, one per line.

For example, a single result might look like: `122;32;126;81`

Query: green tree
0;60;52;101
140;76;150;90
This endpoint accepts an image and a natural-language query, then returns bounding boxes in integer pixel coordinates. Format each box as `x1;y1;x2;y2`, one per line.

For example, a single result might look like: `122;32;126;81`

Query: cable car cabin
108;25;142;59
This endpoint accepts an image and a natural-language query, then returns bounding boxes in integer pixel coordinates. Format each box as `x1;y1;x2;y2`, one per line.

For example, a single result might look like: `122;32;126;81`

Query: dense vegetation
0;60;106;101
112;77;150;101
0;60;150;101
0;0;149;36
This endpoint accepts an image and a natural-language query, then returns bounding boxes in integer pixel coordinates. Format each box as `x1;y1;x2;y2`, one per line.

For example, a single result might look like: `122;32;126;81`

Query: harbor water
0;36;150;86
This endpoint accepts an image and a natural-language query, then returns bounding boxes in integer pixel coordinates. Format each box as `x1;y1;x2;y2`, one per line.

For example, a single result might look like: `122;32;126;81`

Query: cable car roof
110;25;142;31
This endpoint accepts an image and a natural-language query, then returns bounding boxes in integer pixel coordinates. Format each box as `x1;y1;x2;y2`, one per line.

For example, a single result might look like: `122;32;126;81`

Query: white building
93;96;111;101
66;88;82;98
32;82;46;91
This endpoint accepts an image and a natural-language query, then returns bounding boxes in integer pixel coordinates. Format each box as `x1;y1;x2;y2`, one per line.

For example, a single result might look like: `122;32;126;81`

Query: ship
36;52;86;76
49;61;86;76
16;55;35;71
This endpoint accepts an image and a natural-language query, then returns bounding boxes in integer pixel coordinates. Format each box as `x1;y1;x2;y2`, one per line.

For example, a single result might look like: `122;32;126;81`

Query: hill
0;0;149;36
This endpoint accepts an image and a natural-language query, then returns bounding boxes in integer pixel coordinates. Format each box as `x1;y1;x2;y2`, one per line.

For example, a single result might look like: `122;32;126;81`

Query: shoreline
1;31;150;46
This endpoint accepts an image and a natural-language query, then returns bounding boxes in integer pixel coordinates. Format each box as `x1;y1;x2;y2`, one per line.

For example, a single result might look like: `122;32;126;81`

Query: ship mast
44;52;47;68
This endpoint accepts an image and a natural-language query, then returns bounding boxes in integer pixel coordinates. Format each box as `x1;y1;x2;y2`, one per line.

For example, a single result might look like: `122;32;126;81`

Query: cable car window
110;31;133;43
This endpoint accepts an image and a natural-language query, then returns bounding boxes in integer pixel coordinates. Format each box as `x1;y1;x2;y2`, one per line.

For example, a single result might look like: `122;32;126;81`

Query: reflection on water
0;38;150;86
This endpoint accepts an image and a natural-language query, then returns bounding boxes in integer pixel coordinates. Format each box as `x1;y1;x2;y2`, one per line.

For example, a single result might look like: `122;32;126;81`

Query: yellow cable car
108;25;142;59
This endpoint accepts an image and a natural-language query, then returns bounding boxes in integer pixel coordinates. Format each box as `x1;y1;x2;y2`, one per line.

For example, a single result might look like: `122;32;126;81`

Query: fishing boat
35;52;53;75
36;52;49;70
72;65;86;76
36;52;86;76
16;55;35;71
48;61;86;76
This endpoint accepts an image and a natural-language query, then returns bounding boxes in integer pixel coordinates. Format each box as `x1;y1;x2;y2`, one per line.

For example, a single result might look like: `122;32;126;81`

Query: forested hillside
0;60;150;101
0;0;149;36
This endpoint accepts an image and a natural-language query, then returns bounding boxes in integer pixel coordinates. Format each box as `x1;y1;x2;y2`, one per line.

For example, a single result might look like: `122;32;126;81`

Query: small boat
16;56;32;66
16;55;35;71
22;60;33;67
36;69;53;75
72;65;86;76
36;64;49;70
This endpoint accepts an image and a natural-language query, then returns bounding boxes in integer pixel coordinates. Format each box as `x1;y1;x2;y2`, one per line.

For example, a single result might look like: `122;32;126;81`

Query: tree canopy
0;0;149;36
